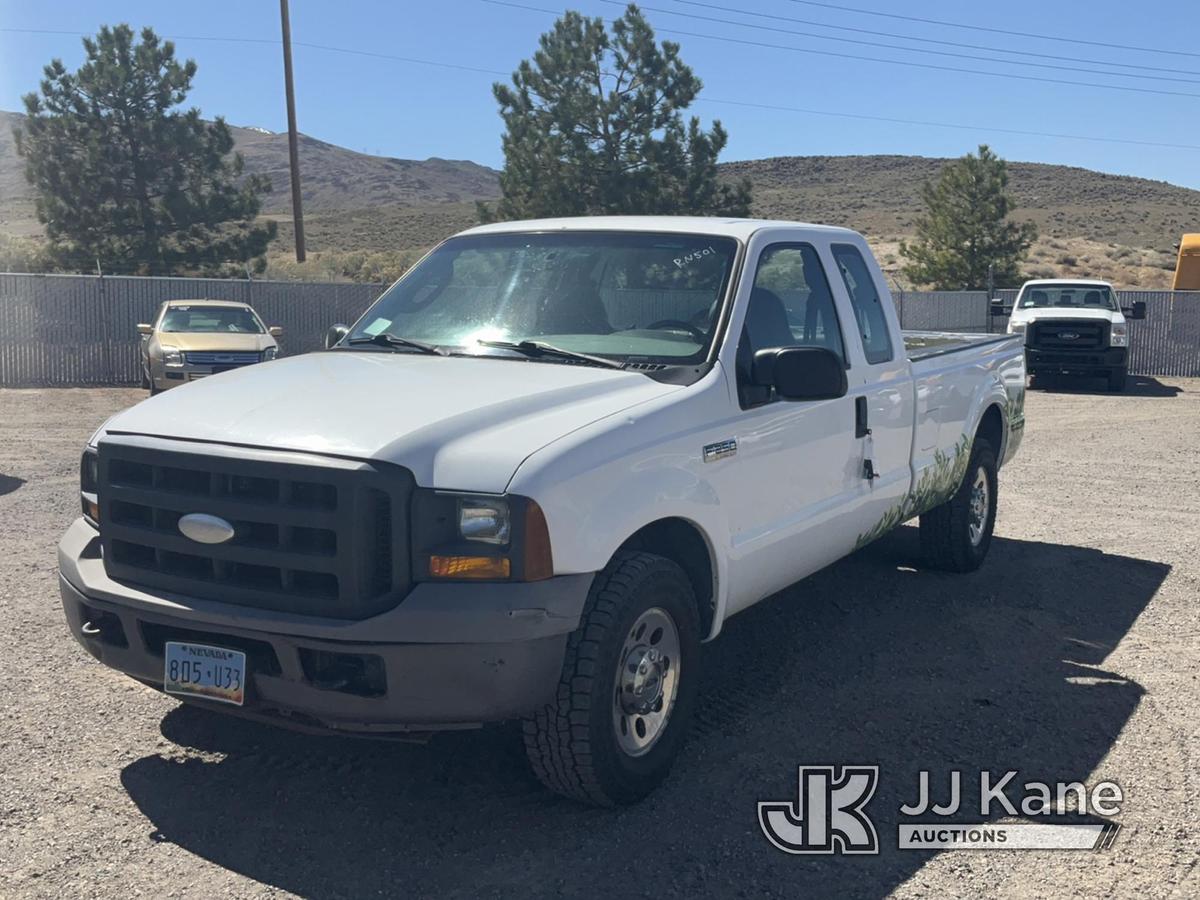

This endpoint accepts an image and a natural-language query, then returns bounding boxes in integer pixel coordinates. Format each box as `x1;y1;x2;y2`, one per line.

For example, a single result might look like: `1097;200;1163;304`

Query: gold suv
138;299;282;394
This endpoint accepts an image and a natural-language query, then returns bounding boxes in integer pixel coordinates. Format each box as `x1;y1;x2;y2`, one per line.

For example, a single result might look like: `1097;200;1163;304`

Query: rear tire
523;551;700;806
1108;368;1127;392
919;439;998;573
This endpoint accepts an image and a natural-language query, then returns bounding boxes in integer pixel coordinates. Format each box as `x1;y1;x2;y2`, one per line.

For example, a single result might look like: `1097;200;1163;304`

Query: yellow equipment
1174;234;1200;290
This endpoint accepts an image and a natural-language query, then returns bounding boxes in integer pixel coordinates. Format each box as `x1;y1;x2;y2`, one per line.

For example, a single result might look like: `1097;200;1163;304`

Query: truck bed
902;330;1017;362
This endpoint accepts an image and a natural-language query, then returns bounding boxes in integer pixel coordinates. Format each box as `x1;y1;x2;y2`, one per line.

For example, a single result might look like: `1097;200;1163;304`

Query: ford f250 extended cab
60;217;1025;805
994;279;1146;392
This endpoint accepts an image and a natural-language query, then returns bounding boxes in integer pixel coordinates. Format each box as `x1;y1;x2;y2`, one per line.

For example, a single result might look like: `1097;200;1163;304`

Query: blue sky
2;0;1198;188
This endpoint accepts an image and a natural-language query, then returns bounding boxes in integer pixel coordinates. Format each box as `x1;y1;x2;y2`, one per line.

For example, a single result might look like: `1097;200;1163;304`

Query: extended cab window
832;245;893;365
738;242;846;407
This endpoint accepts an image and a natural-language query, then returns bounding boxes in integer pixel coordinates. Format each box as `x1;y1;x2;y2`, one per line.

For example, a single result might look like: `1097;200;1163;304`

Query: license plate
164;642;247;706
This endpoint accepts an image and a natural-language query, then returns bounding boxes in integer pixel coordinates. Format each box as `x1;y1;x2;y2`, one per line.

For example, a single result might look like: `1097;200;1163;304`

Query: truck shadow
1032;374;1182;397
121;528;1168;899
0;473;26;497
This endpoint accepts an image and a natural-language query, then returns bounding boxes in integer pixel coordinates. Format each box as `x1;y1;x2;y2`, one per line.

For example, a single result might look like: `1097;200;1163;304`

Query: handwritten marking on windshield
674;246;717;269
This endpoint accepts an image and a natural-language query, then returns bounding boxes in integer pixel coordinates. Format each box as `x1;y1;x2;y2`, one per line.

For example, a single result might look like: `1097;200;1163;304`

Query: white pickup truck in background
996;278;1146;392
60;217;1025;805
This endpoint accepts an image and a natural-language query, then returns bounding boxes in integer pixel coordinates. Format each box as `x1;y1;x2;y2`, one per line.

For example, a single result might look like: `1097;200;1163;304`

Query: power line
0;27;510;77
6;23;1198;153
781;0;1200;60
484;0;1200;99
662;0;1200;78
607;0;1200;86
698;97;1200;152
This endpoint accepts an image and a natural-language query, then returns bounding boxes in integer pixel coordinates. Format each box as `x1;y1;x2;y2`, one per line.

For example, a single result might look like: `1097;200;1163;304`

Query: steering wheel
646;319;707;342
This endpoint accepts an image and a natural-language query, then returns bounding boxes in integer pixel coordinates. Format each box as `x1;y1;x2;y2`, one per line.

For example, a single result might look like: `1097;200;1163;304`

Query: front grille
184;351;262;365
97;440;413;620
1027;320;1108;351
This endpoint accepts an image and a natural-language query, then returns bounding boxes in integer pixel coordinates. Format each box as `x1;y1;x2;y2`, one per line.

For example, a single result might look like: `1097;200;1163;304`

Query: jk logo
758;766;880;855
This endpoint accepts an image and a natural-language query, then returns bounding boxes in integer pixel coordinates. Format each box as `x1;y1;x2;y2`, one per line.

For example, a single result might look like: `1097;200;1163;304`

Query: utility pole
279;0;306;262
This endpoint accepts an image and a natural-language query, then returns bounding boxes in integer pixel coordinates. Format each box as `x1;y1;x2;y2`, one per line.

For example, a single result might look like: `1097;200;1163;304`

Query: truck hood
154;332;277;352
1011;307;1122;326
101;351;681;491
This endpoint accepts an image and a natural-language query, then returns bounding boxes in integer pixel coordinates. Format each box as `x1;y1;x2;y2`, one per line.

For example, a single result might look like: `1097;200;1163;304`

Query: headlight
80;449;99;523
161;346;184;367
1008;322;1027;336
459;497;510;545
263;346;279;361
411;491;552;581
1110;324;1128;347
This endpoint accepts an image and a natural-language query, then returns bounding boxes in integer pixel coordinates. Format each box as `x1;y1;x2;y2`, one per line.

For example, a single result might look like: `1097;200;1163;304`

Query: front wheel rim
968;466;990;547
613;607;681;757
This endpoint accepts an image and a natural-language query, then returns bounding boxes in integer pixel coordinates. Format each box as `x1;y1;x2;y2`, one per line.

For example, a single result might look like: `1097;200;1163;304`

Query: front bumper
1025;346;1126;376
151;362;262;390
58;518;592;733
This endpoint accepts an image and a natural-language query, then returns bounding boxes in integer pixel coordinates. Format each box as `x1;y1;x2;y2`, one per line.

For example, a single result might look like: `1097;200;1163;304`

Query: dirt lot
1;379;1198;899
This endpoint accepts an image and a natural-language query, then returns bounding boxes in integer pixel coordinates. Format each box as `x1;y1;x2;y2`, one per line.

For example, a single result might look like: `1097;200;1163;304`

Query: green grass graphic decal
854;434;972;551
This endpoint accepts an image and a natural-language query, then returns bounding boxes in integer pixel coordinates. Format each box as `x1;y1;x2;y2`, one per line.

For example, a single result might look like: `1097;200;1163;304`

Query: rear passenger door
827;243;914;541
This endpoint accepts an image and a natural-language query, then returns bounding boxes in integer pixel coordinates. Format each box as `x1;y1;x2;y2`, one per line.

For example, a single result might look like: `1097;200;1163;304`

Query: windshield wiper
345;332;446;355
475;339;625;369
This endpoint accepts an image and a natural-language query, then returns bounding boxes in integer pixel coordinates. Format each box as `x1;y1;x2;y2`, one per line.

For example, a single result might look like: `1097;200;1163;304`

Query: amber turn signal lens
522;500;554;581
429;555;511;579
84;498;100;521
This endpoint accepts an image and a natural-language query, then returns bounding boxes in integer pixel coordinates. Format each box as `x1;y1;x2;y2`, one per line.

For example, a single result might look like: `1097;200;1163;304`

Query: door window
832;244;893;365
737;243;846;407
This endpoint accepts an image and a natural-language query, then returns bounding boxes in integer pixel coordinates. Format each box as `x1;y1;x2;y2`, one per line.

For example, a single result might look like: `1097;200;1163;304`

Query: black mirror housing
1123;301;1147;320
989;299;1011;316
752;347;848;401
325;324;350;349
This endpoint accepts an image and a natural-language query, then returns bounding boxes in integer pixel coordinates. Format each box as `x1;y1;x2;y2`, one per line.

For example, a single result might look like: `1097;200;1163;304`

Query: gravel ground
1;378;1198;899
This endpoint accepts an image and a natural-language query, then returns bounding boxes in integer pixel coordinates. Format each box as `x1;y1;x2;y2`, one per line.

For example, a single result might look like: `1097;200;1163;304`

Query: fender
508;367;735;640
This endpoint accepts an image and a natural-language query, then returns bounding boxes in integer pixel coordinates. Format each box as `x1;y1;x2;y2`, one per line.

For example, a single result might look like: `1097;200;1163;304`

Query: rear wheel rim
613;607;681;757
968;466;990;547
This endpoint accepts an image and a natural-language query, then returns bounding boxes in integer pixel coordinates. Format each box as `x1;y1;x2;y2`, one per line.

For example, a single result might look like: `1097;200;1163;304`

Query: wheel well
976;403;1004;458
618;518;716;638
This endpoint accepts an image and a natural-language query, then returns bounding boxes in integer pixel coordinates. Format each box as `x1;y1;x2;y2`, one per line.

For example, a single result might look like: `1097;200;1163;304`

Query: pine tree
900;145;1037;290
481;4;751;222
13;25;276;274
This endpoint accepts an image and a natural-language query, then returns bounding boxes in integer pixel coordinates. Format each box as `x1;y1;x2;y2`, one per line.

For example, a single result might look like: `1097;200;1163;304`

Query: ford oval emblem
178;513;236;544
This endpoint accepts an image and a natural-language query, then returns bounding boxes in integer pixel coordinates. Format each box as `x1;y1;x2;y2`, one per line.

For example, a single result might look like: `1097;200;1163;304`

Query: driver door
715;241;865;616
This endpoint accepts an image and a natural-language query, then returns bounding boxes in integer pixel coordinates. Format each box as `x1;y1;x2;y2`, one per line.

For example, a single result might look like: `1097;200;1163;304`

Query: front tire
919;439;998;573
1108;368;1127;392
523;551;700;806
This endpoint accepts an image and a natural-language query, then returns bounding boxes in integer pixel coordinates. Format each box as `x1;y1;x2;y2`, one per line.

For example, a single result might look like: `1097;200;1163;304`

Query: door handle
855;395;871;438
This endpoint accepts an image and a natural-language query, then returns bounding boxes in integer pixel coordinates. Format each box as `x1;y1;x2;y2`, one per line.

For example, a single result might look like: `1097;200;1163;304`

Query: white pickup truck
994;278;1146;392
60;217;1025;805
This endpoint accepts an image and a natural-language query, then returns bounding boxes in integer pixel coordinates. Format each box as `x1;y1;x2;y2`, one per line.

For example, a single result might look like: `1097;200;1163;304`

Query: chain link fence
2;273;1199;385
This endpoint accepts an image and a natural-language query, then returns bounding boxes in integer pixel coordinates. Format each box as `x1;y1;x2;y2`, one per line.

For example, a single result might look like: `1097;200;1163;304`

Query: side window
832;244;894;365
737;243;846;407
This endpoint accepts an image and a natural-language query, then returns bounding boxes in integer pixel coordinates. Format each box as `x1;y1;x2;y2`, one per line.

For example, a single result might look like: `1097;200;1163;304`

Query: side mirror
1122;301;1147;321
136;323;153;335
989;299;1011;317
268;325;284;337
752;347;847;401
325;324;350;349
